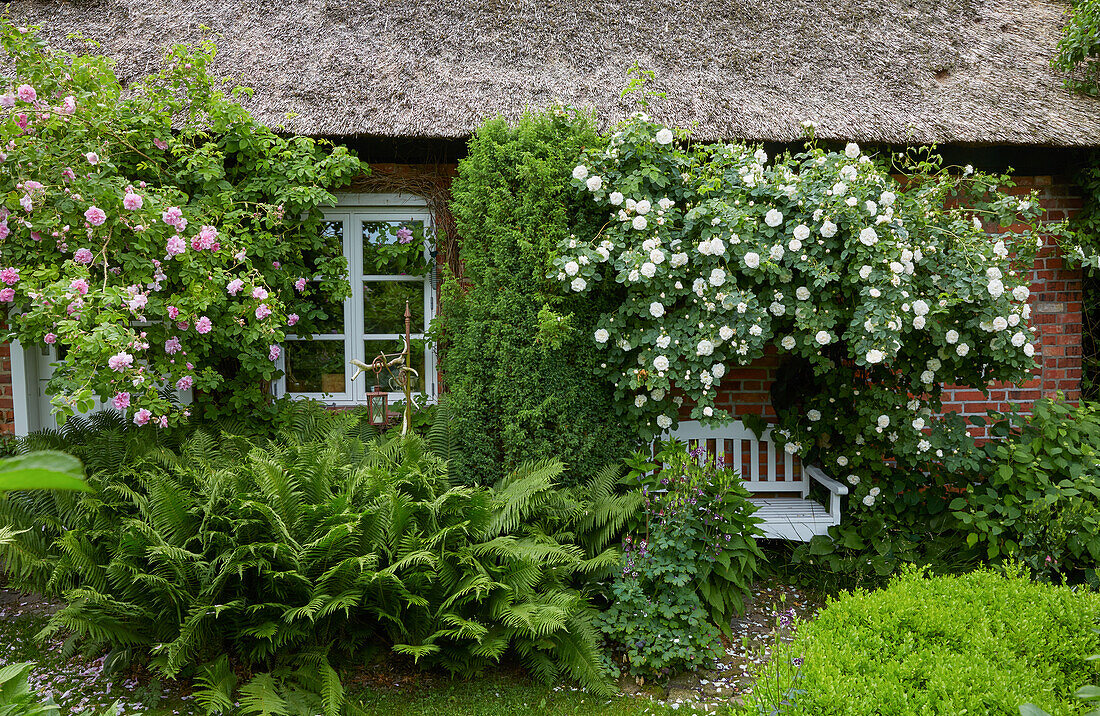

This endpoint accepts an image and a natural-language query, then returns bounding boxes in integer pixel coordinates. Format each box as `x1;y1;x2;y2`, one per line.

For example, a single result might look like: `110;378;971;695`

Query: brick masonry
0;174;1083;435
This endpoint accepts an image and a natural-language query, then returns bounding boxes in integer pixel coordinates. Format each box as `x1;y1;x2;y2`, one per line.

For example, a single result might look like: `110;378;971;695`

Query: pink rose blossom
0;267;19;285
111;392;130;410
61;168;75;182
255;304;272;320
15;114;27;131
18;195;32;213
227;279;244;296
396;227;414;244
73;248;93;264
186;362;194;370
43;332;56;345
294;277;307;292
66;299;82;315
234;250;246;262
133;408;152;426
127;294;147;311
123;192;143;210
166;236;186;256
85;152;99;165
16;84;36;103
108;351;134;371
176;375;194;390
23;180;42;192
195;226;218;250
0;224;9;241
30;231;40;242
161;206;183;228
84;206;107;226
167;305;180;319
0;94;13;109
195;316;212;334
268;345;281;361
158;415;169;428
287;313;299;327
0;288;14;302
164;337;181;354
177;321;189;331
251;287;268;300
154;138;168;150
60;96;76;115
69;278;89;296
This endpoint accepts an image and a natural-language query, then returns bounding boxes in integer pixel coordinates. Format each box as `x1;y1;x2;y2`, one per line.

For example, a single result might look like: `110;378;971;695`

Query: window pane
363;339;425;392
364;281;424;334
362;220;430;275
302;220;344;275
285;340;346;394
299;286;345;335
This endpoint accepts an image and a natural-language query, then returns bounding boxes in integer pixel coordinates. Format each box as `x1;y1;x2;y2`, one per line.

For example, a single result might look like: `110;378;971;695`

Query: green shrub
751;567;1100;715
952;398;1100;582
441;109;637;486
599;442;764;678
0;403;641;711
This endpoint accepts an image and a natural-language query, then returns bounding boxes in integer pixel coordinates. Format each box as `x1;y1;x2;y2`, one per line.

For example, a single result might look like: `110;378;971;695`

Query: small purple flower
396;227;414;244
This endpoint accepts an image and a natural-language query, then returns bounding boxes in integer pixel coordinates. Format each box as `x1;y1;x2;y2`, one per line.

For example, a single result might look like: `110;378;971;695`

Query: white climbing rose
571;277;586;292
586;175;603;192
793;224;810;241
655;128;674;145
657;414;673;429
744;252;761;269
594;329;609;343
632;215;648;231
821;220;837;237
1012;285;1030;301
649;302;665;318
945;329;959;344
956;343;970;357
710;268;727;286
697;340;715;356
845;142;860;158
866;349;885;364
815;330;831;345
653;355;670;371
719;325;734;341
564;261;579;276
765;208;784;227
609;191;624;206
1011;331;1027;347
796;287;810;301
781;336;796;350
572;165;588;180
807;409;821;421
877;414;890;428
859;227;878;246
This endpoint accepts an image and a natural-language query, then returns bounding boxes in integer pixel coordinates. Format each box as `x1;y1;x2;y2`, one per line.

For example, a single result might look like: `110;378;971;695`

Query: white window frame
274;193;437;406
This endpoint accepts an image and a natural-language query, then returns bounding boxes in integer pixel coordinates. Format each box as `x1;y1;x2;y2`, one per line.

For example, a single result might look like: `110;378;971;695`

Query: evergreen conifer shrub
441;110;637;486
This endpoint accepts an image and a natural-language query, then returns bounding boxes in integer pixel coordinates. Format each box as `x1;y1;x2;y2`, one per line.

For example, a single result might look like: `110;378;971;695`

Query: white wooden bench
663;420;848;541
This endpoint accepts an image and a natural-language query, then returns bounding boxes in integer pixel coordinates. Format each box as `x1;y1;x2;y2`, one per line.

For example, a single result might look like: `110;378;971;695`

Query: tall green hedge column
442;111;635;485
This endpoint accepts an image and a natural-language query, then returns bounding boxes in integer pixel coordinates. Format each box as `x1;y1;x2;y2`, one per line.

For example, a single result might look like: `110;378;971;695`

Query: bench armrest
806;465;847;524
805;466;848;495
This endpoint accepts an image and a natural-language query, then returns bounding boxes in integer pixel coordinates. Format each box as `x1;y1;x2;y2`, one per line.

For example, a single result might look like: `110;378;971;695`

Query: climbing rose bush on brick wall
0;21;361;425
553;113;1048;510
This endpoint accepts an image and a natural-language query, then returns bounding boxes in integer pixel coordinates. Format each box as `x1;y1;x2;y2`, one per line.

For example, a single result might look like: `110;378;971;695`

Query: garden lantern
365;385;388;426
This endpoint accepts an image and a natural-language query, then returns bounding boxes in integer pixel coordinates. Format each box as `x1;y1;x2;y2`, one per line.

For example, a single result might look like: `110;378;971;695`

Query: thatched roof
8;0;1100;147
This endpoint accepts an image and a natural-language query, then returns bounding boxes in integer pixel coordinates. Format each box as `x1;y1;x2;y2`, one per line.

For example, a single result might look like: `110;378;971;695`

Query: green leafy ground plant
750;567;1100;716
0;404;641;712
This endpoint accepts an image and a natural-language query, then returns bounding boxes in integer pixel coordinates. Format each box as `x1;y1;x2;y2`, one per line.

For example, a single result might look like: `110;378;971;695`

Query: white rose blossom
572;165;588;180
609;191;624;206
586;176;603;192
696;339;715;356
649;302;665;318
594;329;609;344
765;209;784;227
744;252;760;269
655;128;674;145
571;277;586;292
653;355;670;371
845;142;860;158
564;261;579;276
821;220;837;237
632;215;648;231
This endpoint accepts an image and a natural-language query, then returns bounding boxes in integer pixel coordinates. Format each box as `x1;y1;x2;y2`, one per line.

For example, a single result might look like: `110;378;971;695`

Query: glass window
279;203;436;404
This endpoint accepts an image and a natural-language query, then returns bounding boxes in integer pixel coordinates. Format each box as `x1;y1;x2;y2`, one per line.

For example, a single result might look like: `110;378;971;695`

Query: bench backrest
665;420;807;496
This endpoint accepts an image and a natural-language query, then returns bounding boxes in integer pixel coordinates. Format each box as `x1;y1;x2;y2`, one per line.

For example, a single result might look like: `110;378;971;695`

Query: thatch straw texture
8;0;1100;146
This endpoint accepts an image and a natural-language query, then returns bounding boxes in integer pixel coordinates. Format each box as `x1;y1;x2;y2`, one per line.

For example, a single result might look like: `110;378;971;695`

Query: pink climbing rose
167;305;180;319
166;236;186;256
0;288;14;302
123;192;143;210
255;304;271;320
108;351;134;371
161;206;184;228
73;248;93;264
0;267;19;285
294;277;307;292
251;287;268;300
16;84;35;103
195;316;212;334
268;344;280;361
111;392;130;410
176;375;193;390
43;332;56;345
164;337;181;355
69;278;89;296
59;96;76;115
287;313;299;327
84;206;107;226
226;278;244;296
133;408;152;426
85;152;99;165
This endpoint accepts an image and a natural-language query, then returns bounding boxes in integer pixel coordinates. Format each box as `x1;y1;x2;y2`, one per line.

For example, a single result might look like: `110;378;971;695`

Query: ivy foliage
0;405;640;711
440;110;637;486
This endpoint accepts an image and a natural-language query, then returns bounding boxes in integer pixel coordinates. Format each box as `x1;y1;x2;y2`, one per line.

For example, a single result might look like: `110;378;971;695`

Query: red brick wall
0;341;13;434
